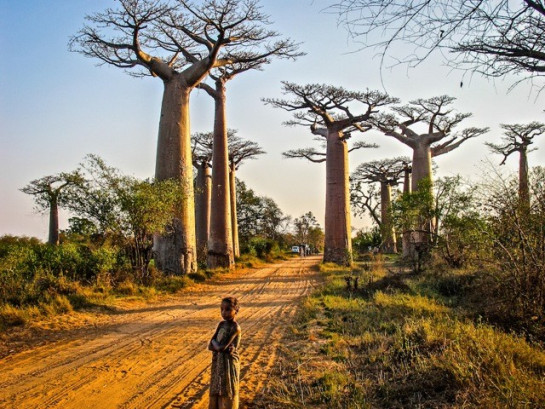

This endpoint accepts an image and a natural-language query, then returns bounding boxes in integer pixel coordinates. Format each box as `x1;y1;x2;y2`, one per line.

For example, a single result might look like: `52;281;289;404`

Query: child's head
221;297;239;321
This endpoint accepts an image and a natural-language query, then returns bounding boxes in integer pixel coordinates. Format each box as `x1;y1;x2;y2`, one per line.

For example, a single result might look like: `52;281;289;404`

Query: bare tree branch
329;0;545;87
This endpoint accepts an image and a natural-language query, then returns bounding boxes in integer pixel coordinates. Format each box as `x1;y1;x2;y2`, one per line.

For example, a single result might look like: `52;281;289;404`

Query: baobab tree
374;96;489;192
283;140;379;260
191;130;265;260
373;96;488;252
21;171;84;245
331;0;545;85
352;157;408;253
352;159;413;256
228;133;266;258
70;0;289;275
191;132;213;260
487;121;545;208
198;46;301;269
265;82;397;265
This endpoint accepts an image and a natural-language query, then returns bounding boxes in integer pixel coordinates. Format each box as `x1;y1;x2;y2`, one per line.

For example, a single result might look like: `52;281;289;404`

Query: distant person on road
208;296;241;409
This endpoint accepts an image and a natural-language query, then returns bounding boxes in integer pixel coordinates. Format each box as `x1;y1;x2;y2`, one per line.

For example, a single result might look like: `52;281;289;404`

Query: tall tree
191;132;213;261
190;130;265;260
373;96;487;252
21;171;84;245
70;0;284;275
235;179;288;246
352;157;408;253
228;133;265;258
374;96;488;192
197;30;301;269
331;0;545;84
259;197;290;242
486;121;545;208
401;160;413;257
265;82;397;265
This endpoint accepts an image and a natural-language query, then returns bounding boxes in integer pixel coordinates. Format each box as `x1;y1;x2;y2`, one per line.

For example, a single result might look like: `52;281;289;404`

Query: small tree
478;166;545;325
486;121;545;209
350;182;381;225
235;179;263;244
260;197;290;243
293;212;319;245
392;178;435;272
265;82;397;265
235;179;289;254
433;176;484;268
66;155;183;278
21;171;84;245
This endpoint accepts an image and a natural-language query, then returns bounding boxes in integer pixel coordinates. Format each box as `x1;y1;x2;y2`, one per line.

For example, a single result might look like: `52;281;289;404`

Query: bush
155;275;190;293
0;304;27;328
241;237;277;258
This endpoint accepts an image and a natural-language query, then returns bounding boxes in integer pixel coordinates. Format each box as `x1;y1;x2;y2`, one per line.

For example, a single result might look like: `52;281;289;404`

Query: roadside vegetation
3;155;322;332
251;163;545;408
253;256;545;408
0;234;291;332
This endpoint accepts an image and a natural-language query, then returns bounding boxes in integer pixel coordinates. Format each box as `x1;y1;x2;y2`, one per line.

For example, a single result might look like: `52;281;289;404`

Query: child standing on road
208;297;241;409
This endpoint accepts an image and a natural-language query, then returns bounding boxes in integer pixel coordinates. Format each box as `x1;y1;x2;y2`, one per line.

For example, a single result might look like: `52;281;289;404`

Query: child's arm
212;323;241;353
208;324;221;351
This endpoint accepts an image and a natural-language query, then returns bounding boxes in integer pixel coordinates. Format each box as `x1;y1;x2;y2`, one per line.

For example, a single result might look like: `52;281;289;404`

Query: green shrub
241;237;276;258
315;371;350;403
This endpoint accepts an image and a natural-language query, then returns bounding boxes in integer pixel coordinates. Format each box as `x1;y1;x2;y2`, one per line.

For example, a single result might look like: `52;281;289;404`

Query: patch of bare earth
0;256;321;409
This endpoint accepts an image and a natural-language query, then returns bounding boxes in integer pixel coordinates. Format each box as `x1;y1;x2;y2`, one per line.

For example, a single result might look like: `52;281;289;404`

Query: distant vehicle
291;246;300;253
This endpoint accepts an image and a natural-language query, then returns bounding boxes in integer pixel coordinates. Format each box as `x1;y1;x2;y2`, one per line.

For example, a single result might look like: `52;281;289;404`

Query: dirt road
0;256;320;409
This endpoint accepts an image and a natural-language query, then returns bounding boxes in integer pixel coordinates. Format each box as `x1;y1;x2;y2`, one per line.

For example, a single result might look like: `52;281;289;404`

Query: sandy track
0;256;321;409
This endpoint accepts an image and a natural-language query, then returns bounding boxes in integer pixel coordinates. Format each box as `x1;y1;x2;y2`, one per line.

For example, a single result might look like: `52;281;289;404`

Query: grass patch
235;254;266;268
254;259;545;408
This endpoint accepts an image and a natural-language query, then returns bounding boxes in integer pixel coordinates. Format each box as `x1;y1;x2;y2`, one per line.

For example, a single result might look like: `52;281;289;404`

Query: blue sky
1;0;544;240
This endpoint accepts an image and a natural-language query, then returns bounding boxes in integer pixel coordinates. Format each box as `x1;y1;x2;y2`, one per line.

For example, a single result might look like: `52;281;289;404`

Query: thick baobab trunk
154;81;197;275
208;83;234;269
48;198;59;246
195;161;212;262
411;144;433;191
403;168;412;195
380;182;397;253
519;148;530;208
229;165;240;258
413;143;434;228
409;143;433;258
402;166;412;258
323;131;352;265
